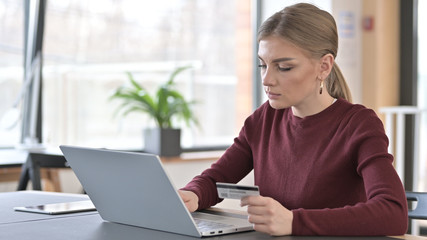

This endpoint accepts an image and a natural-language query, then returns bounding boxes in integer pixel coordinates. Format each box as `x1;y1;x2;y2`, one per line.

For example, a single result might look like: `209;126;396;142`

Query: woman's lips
266;91;281;100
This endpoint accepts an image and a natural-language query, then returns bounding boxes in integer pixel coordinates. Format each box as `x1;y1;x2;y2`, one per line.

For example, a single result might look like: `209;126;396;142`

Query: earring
319;79;324;94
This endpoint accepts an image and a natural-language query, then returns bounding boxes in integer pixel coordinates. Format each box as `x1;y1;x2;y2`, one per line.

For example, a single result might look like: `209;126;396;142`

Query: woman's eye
258;64;267;69
278;66;292;71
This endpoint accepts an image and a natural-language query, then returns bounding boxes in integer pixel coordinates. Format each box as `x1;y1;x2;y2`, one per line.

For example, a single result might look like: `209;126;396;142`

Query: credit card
216;182;259;199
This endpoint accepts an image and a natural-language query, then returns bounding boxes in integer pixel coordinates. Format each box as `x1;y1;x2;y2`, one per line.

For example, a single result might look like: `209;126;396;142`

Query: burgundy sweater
183;98;408;236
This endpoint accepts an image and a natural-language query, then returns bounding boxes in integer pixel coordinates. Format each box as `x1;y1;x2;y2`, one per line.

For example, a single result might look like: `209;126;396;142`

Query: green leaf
109;66;199;129
127;72;143;91
166;65;192;85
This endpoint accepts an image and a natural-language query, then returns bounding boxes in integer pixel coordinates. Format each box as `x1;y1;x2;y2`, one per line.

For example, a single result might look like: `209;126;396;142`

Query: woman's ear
319;53;334;79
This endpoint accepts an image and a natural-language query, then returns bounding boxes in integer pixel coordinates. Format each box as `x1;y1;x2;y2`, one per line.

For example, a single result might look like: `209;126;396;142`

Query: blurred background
0;0;426;234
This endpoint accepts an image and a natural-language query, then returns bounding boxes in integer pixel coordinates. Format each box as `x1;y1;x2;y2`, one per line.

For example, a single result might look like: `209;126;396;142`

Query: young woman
179;3;408;236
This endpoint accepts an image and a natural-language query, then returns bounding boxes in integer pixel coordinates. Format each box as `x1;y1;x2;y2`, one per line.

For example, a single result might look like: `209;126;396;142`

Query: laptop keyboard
194;218;235;231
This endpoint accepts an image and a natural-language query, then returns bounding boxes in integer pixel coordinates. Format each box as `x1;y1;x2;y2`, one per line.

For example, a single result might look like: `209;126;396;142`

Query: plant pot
143;128;182;157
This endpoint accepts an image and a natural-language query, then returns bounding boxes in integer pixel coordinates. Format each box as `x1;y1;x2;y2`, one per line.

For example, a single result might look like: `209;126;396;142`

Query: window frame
399;0;418;191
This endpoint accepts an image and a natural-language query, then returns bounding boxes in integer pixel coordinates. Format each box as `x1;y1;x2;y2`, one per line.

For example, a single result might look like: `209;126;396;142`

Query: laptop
59;145;254;237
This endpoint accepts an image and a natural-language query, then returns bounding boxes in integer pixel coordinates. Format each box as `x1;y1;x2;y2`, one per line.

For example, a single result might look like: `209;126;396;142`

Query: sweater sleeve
292;109;408;236
181;114;256;210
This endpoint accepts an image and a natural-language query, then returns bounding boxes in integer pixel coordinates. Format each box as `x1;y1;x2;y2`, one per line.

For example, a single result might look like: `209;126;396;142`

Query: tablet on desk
14;200;96;215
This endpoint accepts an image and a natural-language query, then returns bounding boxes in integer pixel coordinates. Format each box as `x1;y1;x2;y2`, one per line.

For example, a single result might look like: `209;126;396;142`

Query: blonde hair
257;3;352;102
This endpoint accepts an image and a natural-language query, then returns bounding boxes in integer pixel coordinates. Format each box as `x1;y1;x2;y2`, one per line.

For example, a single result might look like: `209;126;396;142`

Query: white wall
331;0;362;103
261;0;331;20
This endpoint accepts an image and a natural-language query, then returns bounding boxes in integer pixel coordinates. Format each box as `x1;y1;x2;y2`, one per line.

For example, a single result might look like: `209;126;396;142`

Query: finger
178;191;188;200
240;195;265;207
179;190;197;203
247;213;268;224
252;223;274;235
178;191;198;212
185;202;197;212
248;205;272;216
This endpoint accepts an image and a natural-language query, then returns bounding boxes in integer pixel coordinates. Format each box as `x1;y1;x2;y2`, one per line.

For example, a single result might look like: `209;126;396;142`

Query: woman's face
258;35;321;110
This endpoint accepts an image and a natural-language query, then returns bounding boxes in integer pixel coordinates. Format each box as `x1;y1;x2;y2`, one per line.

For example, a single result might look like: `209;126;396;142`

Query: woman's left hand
240;195;293;236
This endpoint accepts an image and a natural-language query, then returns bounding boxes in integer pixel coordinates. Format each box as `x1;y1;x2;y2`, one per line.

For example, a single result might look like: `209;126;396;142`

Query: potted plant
110;66;198;156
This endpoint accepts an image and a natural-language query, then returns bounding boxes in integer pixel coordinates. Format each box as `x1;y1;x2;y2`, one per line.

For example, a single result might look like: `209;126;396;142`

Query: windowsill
161;150;225;163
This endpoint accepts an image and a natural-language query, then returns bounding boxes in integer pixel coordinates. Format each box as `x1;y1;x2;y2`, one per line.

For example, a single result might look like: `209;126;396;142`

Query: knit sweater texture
183;98;408;235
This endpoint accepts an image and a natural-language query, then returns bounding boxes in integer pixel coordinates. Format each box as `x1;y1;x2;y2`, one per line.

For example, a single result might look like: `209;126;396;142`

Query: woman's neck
291;95;336;118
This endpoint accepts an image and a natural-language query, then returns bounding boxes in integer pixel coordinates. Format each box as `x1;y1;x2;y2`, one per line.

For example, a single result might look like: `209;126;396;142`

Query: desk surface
0;147;223;167
0;148;64;167
0;191;93;224
0;149;28;167
0;191;424;240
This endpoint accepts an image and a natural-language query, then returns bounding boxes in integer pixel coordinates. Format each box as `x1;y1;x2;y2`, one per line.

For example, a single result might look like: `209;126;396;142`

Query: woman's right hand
178;190;199;212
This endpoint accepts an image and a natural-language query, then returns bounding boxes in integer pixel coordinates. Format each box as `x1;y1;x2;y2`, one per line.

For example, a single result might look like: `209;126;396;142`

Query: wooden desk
161;150;224;162
0;148;64;191
0;167;60;191
393;235;427;240
0;167;22;182
0;148;223;192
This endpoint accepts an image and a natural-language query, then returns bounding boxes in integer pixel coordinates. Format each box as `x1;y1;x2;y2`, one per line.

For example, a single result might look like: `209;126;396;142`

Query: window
0;0;24;147
42;0;253;150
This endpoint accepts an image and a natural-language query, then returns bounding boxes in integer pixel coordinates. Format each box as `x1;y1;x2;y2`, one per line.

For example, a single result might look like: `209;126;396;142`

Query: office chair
406;191;427;220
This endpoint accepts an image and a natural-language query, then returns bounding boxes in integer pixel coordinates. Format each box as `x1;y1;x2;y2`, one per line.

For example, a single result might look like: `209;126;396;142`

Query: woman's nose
262;67;274;86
